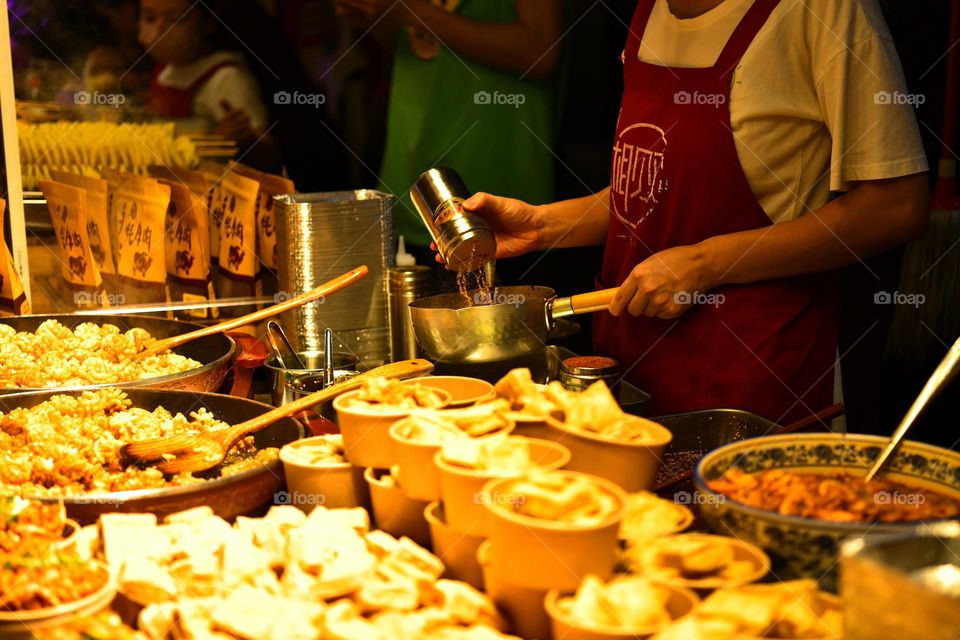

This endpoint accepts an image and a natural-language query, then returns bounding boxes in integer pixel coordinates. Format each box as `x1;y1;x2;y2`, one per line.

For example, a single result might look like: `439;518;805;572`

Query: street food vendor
448;0;930;423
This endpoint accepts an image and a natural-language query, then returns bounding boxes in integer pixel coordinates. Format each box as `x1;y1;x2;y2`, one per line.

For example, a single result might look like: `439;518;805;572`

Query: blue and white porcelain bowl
694;433;960;589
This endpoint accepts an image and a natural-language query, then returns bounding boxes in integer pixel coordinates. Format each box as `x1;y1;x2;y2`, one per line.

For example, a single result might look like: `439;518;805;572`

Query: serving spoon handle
865;336;960;482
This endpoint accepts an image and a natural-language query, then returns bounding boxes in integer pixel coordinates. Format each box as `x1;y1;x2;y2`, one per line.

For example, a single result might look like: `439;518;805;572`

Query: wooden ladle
120;358;435;474
138;265;368;357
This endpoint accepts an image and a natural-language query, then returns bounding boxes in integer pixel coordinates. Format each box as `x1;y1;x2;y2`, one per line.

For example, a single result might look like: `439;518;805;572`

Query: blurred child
139;0;279;168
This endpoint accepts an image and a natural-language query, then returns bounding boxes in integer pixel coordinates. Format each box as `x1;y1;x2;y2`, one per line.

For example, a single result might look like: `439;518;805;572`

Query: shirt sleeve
193;65;270;132
816;35;929;193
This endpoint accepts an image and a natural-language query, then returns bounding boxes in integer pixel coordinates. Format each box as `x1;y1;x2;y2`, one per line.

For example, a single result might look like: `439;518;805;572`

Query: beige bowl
482;470;627;591
389;414;514;502
545;580;700;640
333;384;451;468
626;533;771;592
363;467;431;547
424;501;485;589
544;414;672;492
435;436;571;536
417;376;496;407
0;560;116;638
280;436;365;512
477;540;552;640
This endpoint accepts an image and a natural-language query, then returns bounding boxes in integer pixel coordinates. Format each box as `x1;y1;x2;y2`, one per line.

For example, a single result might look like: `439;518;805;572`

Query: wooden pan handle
140;266;368;357
220;358;435;449
551;288;618;319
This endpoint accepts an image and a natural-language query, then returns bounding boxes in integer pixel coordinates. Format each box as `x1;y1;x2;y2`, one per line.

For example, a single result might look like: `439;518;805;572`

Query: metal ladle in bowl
865;336;960;482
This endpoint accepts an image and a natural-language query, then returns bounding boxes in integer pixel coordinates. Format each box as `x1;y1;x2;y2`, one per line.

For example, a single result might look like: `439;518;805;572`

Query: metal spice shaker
410;167;497;273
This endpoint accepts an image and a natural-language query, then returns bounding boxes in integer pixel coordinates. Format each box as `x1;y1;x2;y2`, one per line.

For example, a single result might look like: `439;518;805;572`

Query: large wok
0;314;236;395
410;285;616;363
1;388;303;524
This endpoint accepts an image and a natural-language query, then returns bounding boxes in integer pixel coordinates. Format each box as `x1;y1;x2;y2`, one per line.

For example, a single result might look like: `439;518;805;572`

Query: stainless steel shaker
410;167;497;273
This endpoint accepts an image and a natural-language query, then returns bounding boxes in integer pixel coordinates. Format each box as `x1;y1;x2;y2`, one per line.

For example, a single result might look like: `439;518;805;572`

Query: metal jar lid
561;356;620;377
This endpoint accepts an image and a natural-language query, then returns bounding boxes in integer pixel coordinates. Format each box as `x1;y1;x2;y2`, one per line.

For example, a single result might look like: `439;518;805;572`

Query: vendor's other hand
610;244;712;319
215;100;256;147
430;192;540;264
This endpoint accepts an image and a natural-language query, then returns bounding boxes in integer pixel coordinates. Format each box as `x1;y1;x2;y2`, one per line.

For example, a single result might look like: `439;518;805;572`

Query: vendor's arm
707;174;929;285
610;174;930;318
456;187;610;261
335;0;562;78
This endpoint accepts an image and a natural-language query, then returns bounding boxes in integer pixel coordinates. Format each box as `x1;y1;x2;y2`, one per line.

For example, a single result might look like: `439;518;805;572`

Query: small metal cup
265;350;360;407
286;370;360;434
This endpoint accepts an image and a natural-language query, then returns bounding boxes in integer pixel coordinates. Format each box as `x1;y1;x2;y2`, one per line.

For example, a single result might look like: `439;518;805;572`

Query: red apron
595;0;838;425
146;61;238;119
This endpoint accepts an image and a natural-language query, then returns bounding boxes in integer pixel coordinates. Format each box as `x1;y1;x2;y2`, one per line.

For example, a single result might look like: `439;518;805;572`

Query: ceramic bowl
280;436;364;511
543;414;672;492
424;501;485;589
0;560;115;638
416;376;496;407
545;579;699;640
435;435;571;536
482;470;627;591
363;467;431;547
694;432;960;588
333;384;451;468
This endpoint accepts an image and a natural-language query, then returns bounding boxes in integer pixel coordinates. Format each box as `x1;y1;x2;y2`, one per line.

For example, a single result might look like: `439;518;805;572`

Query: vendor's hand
215;100;256;147
610;244;713;319
430;192;541;264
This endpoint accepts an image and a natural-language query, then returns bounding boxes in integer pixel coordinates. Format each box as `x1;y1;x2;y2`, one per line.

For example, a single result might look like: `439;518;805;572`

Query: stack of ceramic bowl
275;190;394;370
330;376;494;547
279;434;368;513
330;379;452;547
427;435;572;594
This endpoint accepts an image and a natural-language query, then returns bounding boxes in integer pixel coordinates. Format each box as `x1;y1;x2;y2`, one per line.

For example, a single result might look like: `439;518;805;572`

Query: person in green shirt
335;0;562;257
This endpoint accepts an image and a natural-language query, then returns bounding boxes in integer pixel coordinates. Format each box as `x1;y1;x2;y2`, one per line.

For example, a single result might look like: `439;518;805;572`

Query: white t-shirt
156;51;269;131
637;0;928;223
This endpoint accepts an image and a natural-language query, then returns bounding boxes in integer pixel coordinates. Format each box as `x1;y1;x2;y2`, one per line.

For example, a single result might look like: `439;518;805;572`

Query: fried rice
0;320;200;388
0;389;277;496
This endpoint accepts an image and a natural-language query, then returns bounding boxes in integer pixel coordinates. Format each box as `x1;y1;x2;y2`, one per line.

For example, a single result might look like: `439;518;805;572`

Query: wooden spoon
120;358;435;474
137;265;368;357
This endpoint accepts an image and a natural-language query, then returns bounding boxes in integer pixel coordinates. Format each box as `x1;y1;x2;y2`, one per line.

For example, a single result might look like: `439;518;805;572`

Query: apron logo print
611;123;668;230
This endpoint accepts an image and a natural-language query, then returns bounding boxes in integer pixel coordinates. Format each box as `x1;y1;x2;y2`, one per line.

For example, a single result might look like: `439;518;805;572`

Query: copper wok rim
3;388;303;506
0;313;236;395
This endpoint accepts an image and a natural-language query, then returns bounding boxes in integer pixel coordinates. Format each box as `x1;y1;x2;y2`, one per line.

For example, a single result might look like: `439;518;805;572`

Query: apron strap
714;0;782;73
624;0;658;62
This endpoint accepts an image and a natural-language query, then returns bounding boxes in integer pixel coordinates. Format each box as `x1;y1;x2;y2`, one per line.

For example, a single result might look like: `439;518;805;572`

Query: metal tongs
266;321;306;370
